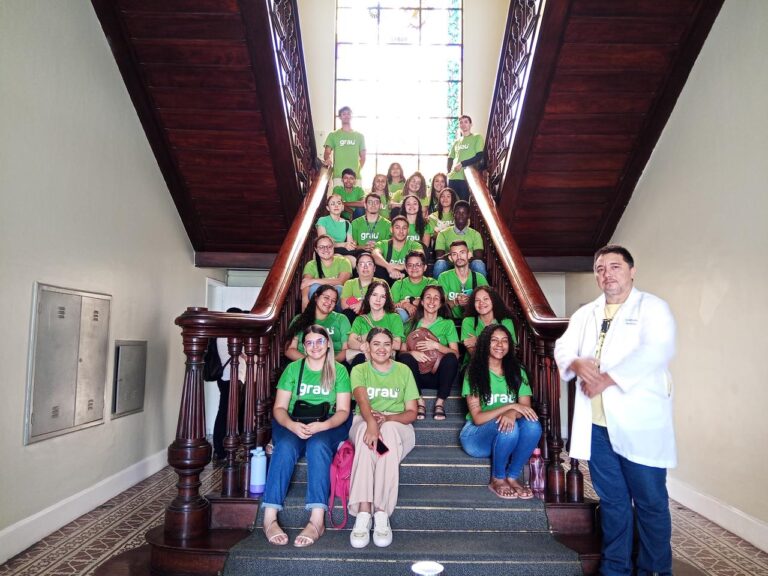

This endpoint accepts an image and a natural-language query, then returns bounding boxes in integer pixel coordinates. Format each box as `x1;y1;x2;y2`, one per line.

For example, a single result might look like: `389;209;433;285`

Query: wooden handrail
465;167;567;340
175;166;330;334
465;165;581;502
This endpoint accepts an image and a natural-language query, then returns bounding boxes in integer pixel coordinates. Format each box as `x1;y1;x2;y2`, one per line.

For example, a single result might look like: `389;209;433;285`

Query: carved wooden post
240;337;258;495
545;353;566;499
534;338;551;465
165;312;211;540
221;337;243;496
254;334;271;447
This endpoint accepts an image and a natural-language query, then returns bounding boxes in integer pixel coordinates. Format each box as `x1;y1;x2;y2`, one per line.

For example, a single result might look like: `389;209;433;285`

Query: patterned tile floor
1;461;766;576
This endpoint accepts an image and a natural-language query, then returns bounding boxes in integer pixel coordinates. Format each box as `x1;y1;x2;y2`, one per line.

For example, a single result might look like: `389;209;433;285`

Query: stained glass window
334;1;462;185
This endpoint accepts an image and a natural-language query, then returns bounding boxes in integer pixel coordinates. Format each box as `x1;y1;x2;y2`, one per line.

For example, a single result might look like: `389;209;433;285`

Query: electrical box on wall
25;283;111;444
112;340;147;418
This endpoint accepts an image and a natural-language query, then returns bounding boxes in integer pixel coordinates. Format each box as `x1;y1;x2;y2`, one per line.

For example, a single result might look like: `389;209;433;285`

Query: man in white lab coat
555;245;676;576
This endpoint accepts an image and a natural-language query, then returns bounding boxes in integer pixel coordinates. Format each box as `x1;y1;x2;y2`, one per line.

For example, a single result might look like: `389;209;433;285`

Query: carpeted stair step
223;529;582;576
268;483;548;531
412;418;463;446
291;446;496;486
418;393;467;415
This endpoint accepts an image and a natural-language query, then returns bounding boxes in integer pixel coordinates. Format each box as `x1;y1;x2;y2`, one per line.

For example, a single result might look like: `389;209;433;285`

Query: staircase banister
465;167;568;341
175;165;330;335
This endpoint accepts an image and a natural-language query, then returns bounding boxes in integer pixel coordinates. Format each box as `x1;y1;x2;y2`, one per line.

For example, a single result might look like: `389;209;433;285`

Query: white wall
607;0;768;549
0;1;224;559
298;0;508;159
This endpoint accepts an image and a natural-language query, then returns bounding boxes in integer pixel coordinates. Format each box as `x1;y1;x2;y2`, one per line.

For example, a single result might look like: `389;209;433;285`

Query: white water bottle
250;447;267;495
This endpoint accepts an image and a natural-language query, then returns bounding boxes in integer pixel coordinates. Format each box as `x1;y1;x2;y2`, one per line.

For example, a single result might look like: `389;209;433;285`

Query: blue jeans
460;417;541;480
432;258;487;279
589;425;672;576
261;418;351;511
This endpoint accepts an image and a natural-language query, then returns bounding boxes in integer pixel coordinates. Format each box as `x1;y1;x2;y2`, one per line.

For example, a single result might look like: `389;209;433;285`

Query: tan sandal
264;519;288;546
488;478;518;500
293;520;324;548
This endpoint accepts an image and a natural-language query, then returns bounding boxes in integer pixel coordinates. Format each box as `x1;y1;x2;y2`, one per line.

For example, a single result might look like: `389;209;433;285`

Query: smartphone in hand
376;438;389;455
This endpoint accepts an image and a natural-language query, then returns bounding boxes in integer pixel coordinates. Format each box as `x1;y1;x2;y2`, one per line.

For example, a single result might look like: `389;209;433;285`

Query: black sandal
433;404;446;421
416;400;426;420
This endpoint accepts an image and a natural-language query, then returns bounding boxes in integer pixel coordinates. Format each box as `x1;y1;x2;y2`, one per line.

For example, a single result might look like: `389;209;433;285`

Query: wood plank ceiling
92;0;723;270
92;0;304;265
499;0;723;268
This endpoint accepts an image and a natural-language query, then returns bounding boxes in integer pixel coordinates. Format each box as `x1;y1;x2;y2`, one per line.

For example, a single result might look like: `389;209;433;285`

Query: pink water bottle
529;448;545;496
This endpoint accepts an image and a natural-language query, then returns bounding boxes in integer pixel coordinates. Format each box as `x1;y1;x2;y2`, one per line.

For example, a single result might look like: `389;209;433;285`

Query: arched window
334;1;462;183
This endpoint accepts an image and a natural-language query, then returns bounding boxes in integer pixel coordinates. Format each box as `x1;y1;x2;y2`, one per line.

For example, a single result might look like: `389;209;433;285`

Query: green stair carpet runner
222;391;582;576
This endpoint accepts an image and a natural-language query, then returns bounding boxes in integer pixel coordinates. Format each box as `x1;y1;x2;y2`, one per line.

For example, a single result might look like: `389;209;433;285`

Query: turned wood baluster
222;337;243;496
545;353;566;499
255;335;271;447
566;458;584;502
165;322;211;540
534;339;551;467
240;337;258;496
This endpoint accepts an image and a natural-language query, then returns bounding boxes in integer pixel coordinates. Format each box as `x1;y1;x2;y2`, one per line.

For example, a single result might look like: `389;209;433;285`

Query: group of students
255;161;543;550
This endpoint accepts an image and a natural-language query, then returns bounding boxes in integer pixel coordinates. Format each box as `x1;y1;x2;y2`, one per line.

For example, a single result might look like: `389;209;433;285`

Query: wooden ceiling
92;0;308;265
498;0;723;268
92;0;723;270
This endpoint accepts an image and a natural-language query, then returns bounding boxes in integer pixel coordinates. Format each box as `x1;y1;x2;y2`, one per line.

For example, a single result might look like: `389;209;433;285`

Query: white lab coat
554;287;677;468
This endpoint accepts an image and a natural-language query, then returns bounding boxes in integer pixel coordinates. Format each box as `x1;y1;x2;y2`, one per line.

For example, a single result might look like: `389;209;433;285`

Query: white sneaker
372;511;392;547
350;512;371;548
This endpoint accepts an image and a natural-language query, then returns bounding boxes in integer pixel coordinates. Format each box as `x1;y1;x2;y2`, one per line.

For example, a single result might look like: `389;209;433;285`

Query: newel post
165;309;211;540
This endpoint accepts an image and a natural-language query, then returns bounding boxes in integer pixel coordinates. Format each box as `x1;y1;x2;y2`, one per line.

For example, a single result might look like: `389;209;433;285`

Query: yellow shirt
592;303;621;426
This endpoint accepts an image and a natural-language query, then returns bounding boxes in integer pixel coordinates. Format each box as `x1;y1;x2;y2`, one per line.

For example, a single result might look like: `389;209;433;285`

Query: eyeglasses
406;263;424;269
304;337;327;348
317;245;334;251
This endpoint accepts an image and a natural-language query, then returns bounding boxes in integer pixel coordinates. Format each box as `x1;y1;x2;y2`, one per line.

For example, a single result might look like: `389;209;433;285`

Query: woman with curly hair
386;162;405;198
398;285;459;421
346;280;404;367
285;284;351;363
461;286;517;360
460;325;541;499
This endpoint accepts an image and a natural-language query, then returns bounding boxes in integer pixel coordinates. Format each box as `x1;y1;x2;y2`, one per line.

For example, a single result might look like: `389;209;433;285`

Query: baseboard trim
667;476;768;552
0;449;167;564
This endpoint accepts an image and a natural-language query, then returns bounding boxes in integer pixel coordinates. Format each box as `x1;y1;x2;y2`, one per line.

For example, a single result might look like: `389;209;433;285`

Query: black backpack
203;338;231;381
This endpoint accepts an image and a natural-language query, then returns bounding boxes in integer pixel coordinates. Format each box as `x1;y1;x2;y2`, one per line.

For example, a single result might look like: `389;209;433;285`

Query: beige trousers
347;414;415;517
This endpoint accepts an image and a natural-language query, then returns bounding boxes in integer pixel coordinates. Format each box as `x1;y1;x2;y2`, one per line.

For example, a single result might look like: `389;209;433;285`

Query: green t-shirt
278;359;352;414
407;221;433;244
387;181;405;197
460;317;517;345
390;277;437;303
351;361;419;413
408;316;459;346
332;185;365;219
429;211;454;234
350;312;404;339
341;278;373;303
435;226;484;253
302;255;352;279
290;312;351;355
374;238;423;266
325;129;365;178
461;369;532;420
316;215;350;243
350;216;391;246
449;133;485;181
438;269;489;318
